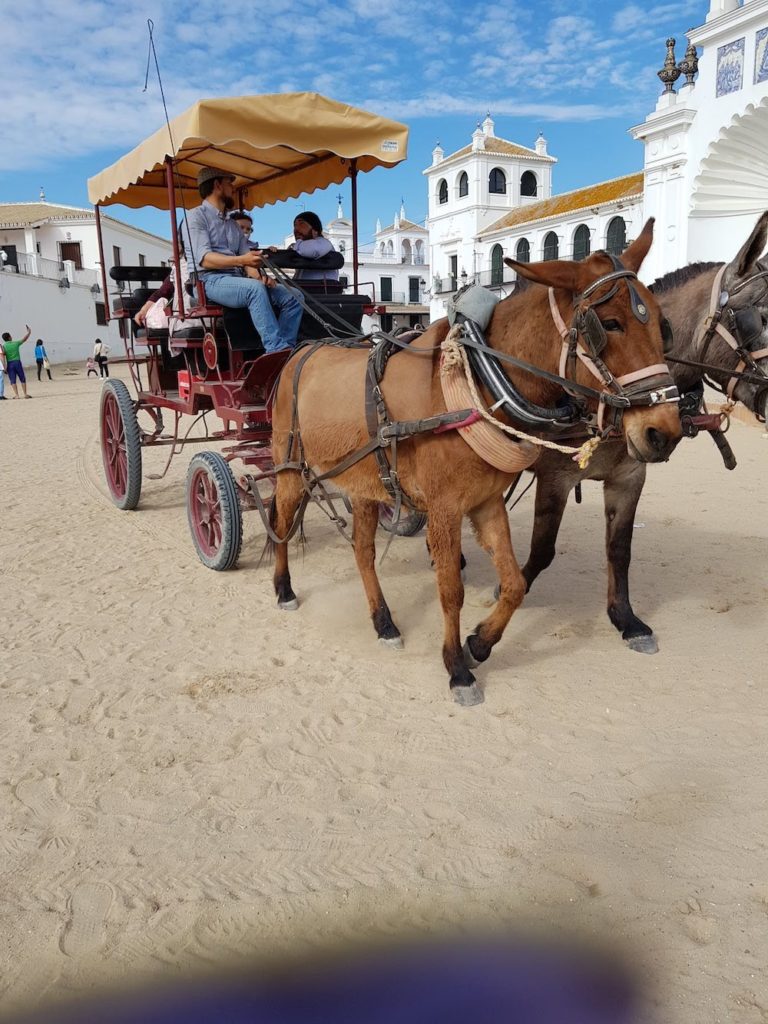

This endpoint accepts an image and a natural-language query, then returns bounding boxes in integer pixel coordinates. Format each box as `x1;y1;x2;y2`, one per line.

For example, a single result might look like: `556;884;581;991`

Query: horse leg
428;509;482;706
603;462;657;653
521;470;572;591
352;499;402;648
271;470;304;610
465;495;526;668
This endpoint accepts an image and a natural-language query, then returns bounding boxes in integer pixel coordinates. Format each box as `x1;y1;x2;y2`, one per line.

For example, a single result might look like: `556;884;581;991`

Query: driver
183;168;302;353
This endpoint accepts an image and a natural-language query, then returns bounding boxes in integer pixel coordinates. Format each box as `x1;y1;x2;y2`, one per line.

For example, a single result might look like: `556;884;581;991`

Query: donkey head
504;219;682;463
716;212;768;418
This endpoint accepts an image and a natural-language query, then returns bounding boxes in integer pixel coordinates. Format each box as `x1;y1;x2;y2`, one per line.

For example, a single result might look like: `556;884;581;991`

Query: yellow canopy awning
87;92;409;210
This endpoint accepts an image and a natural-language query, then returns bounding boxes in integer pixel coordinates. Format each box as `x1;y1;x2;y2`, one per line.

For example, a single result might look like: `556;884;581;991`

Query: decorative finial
658;37;682;94
39;186;46;201
336;191;344;219
678;41;699;86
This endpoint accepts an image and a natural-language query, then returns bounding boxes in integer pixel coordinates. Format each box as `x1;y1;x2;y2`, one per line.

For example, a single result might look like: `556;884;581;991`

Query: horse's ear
723;210;768;285
620;218;655;273
504;257;582;292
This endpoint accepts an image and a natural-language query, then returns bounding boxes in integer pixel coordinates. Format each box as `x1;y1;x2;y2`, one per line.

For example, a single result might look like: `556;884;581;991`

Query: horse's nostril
646;427;668;452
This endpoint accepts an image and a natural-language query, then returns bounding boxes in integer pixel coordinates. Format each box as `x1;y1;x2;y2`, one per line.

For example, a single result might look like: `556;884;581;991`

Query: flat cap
197;166;236;187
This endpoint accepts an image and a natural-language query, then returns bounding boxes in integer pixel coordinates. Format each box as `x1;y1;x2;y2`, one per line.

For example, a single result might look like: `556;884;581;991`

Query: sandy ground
1;365;767;1022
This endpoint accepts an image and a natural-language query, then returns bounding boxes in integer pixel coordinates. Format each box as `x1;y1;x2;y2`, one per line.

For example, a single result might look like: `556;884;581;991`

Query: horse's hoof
378;635;404;650
625;633;658;654
462;639;479;668
452;682;485;707
278;597;299;611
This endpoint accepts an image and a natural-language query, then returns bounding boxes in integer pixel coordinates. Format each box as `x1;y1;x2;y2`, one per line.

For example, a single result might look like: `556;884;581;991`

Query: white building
0;200;171;364
426;0;768;318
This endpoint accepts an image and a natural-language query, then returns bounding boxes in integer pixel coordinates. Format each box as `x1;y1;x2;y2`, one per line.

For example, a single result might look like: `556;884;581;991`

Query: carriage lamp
460;269;468;284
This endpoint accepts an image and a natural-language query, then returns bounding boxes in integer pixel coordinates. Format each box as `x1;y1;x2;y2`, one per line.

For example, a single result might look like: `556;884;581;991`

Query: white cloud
0;0;707;173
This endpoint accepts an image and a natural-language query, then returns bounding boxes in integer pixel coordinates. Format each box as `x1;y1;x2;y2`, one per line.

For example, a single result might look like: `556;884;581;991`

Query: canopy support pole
350;159;359;292
94;206;110;323
166;157;186;320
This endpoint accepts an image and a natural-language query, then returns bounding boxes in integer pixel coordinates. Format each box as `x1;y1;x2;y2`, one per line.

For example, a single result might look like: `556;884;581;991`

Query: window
408;276;421;302
520;171;537;197
112;245;121;267
59;241;83;269
573;224;591;261
380;313;393;332
458;171;469;198
543;232;559;261
489;167;506;194
450;255;458;291
606;216;627;255
516;238;531;263
438;179;448;204
380;276;393;302
339;241;346;253
490;244;504;286
95;302;107;326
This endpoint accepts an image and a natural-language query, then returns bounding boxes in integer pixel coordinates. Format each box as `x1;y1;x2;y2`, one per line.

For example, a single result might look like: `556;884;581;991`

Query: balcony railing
3;250;99;288
433;268;517;294
379;291;426;305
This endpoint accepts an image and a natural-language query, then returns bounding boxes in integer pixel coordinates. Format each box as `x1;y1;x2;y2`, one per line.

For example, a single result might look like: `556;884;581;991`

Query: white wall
0;271;108;364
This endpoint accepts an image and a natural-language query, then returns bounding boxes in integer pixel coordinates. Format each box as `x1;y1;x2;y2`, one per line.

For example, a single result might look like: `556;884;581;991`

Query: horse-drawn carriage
88;92;415;568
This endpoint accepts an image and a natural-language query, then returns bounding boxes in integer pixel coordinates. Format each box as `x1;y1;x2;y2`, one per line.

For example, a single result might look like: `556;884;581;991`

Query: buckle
648;385;680;406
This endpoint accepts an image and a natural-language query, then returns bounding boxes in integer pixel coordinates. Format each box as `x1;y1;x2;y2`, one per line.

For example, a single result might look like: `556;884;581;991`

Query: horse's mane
649;262;721;295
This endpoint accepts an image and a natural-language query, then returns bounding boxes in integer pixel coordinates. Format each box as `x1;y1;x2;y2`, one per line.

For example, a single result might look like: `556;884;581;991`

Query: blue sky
2;0;704;249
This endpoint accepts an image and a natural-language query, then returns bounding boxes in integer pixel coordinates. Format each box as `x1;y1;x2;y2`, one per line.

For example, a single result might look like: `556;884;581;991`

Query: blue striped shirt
183;200;249;279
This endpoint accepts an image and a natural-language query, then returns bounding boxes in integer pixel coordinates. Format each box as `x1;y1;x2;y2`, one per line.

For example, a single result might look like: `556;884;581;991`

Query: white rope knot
440;325;465;369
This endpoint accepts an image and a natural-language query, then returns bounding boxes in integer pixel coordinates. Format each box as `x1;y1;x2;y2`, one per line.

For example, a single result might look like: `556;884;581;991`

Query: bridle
548;258;679;436
692;263;768;416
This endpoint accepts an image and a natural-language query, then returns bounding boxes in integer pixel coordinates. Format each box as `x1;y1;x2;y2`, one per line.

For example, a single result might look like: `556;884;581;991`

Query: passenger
229;210;256;246
289;213;339;284
184;168;302;354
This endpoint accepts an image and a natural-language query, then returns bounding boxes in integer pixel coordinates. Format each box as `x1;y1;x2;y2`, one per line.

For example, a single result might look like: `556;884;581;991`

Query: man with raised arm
183;168;302;353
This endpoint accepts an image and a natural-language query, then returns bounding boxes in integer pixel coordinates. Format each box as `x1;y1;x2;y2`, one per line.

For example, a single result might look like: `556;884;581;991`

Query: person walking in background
93;338;110;377
0;342;6;399
35;339;52;381
1;325;31;398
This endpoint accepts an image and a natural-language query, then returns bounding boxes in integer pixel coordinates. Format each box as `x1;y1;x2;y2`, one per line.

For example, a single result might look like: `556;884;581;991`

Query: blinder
661;317;674;355
732;306;764;349
577;307;607;358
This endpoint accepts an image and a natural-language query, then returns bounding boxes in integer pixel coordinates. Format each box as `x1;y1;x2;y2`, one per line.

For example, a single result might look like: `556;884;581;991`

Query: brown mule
269;219;682;705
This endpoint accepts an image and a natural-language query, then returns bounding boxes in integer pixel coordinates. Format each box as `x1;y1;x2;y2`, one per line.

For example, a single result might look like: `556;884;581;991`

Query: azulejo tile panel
755;27;768;84
717;37;745;96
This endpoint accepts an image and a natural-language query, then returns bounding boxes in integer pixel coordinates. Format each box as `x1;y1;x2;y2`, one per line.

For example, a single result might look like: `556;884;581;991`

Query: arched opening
515;237;530;263
401;239;412;264
692;98;768;214
573;224;591;261
414;239;424;265
489;167;506;195
386;239;394;256
520;171;537;197
606;217;627;256
458;171;469;198
543;232;559;261
490;244;504;286
438;179;448;204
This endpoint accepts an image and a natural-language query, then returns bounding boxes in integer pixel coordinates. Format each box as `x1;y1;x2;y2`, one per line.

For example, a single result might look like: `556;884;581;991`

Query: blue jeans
202;274;303;353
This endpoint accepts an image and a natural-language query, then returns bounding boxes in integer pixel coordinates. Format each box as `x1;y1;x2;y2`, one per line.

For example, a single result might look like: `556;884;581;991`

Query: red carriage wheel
100;379;142;510
202;331;218;370
378;504;427;537
186;452;243;571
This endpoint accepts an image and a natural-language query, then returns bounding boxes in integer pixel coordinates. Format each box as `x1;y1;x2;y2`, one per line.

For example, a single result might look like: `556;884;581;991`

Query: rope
441;326;601;469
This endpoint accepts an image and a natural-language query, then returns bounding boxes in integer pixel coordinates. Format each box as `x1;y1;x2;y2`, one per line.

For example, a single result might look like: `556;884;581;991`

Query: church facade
425;0;768;318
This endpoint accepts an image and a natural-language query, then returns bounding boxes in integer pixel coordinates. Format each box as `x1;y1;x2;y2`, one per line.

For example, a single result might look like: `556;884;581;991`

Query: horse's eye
601;319;623;332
